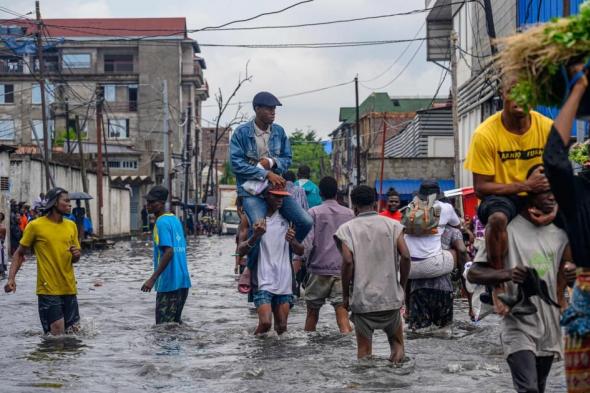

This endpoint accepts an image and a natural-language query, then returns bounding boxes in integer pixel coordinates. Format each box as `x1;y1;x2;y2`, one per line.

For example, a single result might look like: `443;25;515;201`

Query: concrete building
0;18;209;232
372;106;455;202
331;93;444;190
425;0;588;187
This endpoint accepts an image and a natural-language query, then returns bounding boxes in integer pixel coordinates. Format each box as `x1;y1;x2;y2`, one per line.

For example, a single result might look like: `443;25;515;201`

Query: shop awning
374;179;455;199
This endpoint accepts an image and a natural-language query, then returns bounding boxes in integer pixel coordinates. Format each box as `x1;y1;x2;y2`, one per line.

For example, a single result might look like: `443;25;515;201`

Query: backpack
401;194;441;236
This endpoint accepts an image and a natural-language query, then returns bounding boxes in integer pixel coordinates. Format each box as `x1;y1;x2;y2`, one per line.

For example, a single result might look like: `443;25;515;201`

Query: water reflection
0;236;568;393
28;335;87;362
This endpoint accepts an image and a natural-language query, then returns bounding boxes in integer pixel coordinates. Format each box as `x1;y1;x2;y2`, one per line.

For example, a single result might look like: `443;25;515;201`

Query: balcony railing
0;59;23;73
104;101;138;112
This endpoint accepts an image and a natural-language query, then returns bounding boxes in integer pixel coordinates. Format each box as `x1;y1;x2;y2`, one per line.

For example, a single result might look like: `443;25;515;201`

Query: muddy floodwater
0;236;568;392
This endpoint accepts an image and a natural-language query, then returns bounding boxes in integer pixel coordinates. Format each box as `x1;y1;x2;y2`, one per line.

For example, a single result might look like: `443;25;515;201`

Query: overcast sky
4;0;450;138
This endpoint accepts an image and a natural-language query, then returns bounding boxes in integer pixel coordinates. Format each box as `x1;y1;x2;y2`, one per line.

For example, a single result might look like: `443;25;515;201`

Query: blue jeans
253;290;294;309
242;195;312;243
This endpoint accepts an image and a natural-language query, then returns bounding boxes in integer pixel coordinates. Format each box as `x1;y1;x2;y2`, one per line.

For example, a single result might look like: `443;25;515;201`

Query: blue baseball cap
252;91;282;109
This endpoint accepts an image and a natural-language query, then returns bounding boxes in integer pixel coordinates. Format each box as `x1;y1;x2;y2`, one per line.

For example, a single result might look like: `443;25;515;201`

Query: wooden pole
378;113;387;212
74;115;91;220
95;87;104;238
354;76;361;186
451;31;460;186
35;1;50;192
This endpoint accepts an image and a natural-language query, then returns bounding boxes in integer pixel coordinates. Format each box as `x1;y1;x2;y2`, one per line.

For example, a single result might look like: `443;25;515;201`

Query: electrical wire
39;1;475;34
360;39;425;91
360;21;425;84
201;80;354;108
198;36;437;49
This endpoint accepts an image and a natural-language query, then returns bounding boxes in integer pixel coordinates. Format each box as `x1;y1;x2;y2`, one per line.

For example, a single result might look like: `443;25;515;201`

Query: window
121;160;138;169
0;176;9;191
104;54;133;73
104;85;116;102
62;53;91;69
107;118;129;139
128;85;138;111
32;83;55;104
107;160;137;170
0;119;15;140
0;84;13;104
31;120;55;141
66;118;88;137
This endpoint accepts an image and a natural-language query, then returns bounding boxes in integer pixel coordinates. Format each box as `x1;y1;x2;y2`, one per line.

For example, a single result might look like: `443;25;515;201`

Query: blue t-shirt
152;213;191;292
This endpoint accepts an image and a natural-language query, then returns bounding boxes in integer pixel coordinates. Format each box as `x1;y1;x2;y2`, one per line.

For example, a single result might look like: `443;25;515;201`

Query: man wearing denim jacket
230;91;312;244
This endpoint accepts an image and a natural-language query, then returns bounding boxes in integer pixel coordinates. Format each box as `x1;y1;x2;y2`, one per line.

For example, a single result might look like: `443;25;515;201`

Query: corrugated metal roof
338;94;441;124
384;107;452;158
517;0;586;27
339;107;355;122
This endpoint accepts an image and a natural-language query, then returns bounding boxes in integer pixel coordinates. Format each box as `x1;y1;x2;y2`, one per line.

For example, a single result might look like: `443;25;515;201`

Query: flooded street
0;236;567;393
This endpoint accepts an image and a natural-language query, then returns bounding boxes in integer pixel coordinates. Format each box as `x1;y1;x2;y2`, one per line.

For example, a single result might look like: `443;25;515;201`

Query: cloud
2;0;451;137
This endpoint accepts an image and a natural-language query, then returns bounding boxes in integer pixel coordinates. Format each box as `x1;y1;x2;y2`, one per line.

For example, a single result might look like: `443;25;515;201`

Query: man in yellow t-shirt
4;187;81;335
464;75;557;313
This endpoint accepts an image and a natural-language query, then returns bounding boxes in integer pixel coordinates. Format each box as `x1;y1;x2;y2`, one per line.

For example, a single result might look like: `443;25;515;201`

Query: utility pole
195;126;200;207
354;76;361;186
75;115;91;220
183;104;192;232
162;80;170;209
451;31;460;186
65;98;70;154
564;0;571;17
96;87;104;238
378;113;387;212
482;0;498;56
35;0;50;192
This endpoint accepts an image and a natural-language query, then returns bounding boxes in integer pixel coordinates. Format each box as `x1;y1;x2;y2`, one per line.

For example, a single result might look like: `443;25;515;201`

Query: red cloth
18;215;28;231
380;210;402;222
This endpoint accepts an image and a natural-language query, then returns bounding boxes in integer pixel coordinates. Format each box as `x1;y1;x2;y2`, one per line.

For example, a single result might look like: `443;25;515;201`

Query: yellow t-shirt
464;110;553;185
20;216;80;295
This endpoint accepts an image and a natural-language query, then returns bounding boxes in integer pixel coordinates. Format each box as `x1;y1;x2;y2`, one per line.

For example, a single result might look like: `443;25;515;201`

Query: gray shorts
350;309;401;340
304;274;343;309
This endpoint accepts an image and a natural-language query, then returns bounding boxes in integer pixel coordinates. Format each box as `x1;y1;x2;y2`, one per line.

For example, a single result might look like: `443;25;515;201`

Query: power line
360;21;425;83
0;6;33;19
197;0;314;31
38;1;475;34
360;39;425;91
198;36;437;49
201;80;354;108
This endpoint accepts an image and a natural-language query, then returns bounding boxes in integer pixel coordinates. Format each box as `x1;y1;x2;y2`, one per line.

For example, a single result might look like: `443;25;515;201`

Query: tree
219;160;236;185
201;63;252;203
55;127;86;148
289;128;331;184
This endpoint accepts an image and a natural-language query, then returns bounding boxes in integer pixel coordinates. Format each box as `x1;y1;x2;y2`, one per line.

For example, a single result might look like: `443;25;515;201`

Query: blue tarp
1;37;64;55
374;179;455;200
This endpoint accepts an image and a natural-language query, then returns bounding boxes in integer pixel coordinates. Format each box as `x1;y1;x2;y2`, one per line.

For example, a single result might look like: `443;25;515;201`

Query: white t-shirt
404;201;460;259
256;211;292;295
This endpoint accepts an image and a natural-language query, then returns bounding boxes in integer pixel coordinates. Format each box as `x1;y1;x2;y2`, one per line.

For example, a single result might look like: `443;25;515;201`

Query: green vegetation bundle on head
495;1;590;111
569;140;590;166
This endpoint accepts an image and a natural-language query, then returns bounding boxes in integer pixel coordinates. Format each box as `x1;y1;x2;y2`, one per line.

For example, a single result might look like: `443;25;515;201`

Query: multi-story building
331;93;444;190
425;0;588;187
0;17;208;231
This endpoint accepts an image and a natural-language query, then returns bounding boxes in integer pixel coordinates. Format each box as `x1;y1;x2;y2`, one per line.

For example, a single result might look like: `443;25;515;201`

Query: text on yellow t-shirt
19;216;80;295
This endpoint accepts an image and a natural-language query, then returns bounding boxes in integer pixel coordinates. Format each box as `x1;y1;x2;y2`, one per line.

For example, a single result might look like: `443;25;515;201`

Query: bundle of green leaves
496;1;590;111
569;141;590;165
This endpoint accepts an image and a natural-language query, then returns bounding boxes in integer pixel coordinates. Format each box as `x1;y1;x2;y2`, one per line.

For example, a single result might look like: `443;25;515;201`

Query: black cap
145;185;168;202
252;91;282;109
417;180;442;200
44;187;68;211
